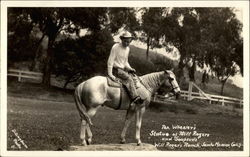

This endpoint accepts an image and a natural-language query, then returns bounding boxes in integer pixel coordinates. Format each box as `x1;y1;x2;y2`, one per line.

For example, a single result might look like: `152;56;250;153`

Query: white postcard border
1;1;249;157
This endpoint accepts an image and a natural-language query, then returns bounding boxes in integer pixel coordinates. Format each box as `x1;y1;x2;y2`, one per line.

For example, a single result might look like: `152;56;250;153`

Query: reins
130;73;153;93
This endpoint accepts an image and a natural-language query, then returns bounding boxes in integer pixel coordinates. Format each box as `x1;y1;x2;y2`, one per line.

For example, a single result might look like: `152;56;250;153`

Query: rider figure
107;31;143;106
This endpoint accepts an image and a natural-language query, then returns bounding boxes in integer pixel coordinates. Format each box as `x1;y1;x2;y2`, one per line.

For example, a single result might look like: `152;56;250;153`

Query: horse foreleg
120;107;135;144
135;106;145;146
80;120;87;146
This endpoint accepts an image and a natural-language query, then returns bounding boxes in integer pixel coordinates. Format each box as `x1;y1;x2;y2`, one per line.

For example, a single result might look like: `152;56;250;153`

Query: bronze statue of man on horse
107;31;145;108
74;31;181;146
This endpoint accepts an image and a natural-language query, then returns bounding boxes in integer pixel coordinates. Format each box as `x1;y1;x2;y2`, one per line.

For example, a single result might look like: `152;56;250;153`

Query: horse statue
74;70;181;146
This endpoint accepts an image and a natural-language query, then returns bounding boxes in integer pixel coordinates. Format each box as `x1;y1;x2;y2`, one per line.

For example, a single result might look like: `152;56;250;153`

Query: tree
8;7;242;93
233;40;243;75
160;8;242;95
8;8;108;87
108;8;140;34
162;8;201;82
197;8;243;95
140;8;167;60
8;7;141;87
8;8;37;66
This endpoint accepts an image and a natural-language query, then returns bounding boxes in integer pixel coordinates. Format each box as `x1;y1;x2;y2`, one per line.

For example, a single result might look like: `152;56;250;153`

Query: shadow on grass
148;100;198;115
7;79;74;102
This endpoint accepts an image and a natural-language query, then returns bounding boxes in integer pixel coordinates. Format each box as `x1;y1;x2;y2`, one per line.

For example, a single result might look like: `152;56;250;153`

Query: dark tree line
8;7;243;94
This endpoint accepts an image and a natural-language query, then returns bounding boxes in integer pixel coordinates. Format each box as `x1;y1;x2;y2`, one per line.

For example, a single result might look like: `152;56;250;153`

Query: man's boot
133;96;144;104
124;77;144;108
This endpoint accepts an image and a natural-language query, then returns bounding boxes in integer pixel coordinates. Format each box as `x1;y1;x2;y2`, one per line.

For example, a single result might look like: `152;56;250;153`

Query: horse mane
139;71;165;93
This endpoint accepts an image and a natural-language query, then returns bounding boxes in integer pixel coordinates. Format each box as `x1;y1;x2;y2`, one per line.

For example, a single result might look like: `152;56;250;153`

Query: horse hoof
137;143;142;146
87;139;92;145
120;140;126;144
81;140;87;146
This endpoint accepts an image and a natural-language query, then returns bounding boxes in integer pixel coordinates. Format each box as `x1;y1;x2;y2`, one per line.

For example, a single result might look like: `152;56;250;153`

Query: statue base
69;143;158;151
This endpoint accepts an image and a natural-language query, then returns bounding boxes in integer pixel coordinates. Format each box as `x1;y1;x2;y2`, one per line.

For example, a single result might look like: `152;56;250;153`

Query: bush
53;29;114;87
8;34;39;67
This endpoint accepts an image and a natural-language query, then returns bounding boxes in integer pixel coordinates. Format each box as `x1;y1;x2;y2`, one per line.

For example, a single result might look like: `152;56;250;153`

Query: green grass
7;96;243;151
202;80;243;99
7;81;243;151
129;45;175;75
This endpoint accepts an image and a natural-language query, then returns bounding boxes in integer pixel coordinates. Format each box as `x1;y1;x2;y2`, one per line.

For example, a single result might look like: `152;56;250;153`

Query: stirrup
133;97;144;104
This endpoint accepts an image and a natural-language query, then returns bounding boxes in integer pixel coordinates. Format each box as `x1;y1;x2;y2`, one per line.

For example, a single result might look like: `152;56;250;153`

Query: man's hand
129;68;136;73
109;75;117;81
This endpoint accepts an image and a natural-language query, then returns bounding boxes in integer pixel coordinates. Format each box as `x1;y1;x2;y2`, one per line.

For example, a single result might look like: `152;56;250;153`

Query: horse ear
165;68;174;74
164;70;170;76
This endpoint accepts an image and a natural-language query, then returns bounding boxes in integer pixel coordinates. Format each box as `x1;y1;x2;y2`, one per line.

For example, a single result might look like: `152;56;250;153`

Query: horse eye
169;78;174;81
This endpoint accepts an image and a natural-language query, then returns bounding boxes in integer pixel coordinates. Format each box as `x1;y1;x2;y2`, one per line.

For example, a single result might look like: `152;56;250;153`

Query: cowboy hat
120;31;133;39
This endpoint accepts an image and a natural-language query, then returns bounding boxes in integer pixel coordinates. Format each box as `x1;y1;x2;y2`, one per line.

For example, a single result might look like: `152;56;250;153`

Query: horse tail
74;82;93;126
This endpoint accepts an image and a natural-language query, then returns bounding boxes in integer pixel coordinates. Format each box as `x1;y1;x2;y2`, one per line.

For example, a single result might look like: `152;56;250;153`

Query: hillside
129;45;243;99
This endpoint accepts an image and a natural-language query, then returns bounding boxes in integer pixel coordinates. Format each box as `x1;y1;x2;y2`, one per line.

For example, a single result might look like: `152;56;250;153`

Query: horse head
163;70;181;99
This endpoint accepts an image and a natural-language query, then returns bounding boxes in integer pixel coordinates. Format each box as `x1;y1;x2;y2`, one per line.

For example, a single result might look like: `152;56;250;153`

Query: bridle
167;76;180;99
131;71;180;97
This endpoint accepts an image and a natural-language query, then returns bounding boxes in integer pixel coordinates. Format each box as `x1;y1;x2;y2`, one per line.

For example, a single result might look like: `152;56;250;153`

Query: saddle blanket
107;77;149;108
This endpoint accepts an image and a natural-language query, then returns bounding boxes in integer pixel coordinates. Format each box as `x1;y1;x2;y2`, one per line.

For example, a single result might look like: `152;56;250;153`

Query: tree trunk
42;36;54;87
220;74;230;96
63;71;82;89
189;58;196;82
146;37;151;60
63;79;70;89
39;15;63;88
176;48;185;83
63;74;77;89
30;33;46;71
220;80;226;96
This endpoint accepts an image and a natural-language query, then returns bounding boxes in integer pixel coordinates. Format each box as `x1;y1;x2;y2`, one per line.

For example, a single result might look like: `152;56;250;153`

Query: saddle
107;77;126;110
107;77;122;88
107;75;149;109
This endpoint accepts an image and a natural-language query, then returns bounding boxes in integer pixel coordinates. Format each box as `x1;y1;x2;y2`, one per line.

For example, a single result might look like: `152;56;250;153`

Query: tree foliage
8;7;141;87
108;8;140;34
140;8;167;59
8;8;37;65
154;7;242;94
8;7;243;93
197;8;243;94
8;8;109;87
53;29;114;88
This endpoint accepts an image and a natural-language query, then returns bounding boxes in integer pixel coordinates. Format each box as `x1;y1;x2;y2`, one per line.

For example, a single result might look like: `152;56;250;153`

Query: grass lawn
7;81;243;151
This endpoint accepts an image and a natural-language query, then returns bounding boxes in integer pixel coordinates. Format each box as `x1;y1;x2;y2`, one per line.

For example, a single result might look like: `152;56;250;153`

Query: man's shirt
107;43;132;70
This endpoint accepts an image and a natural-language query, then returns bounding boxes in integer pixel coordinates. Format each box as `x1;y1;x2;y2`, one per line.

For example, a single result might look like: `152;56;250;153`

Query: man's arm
125;53;135;73
107;45;116;80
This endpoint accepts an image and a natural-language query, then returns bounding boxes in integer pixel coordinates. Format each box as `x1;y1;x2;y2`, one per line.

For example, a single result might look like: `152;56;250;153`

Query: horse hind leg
80;120;87;146
79;107;97;146
75;99;88;146
86;124;92;145
85;107;98;145
74;86;93;146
